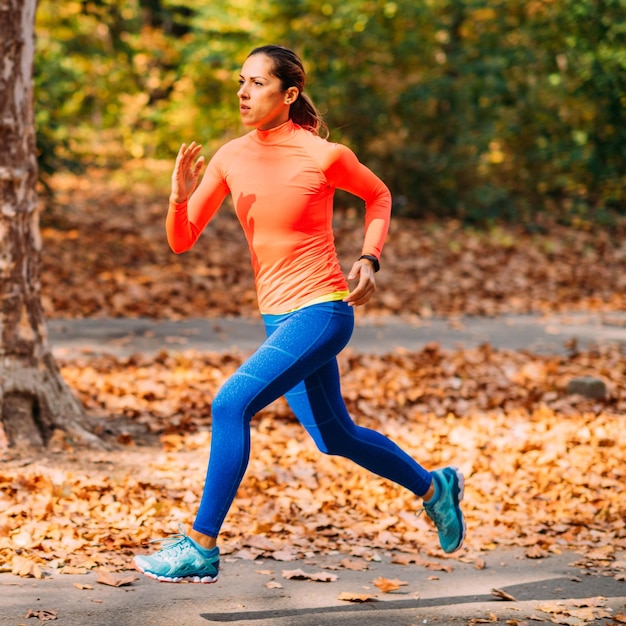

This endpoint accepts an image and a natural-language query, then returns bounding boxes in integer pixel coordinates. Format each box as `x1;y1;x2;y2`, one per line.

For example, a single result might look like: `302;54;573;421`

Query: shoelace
147;524;191;554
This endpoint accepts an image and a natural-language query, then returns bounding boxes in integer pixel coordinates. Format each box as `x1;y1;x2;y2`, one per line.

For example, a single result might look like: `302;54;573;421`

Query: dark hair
248;44;328;138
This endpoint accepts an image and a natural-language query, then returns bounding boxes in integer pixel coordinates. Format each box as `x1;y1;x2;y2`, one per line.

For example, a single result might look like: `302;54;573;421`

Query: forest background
36;0;625;224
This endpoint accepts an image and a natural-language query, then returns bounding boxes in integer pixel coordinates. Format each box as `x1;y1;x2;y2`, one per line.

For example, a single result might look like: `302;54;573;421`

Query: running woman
133;44;465;584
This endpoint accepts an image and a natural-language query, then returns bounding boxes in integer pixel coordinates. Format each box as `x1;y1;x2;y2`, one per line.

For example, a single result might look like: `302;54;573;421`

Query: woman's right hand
170;142;205;204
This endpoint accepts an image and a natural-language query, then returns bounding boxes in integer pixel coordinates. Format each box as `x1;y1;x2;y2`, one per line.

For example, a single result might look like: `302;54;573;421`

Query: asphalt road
48;311;626;358
1;547;625;626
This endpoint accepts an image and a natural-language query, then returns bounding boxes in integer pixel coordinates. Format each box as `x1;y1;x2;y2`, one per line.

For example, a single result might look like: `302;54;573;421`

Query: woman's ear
284;87;300;104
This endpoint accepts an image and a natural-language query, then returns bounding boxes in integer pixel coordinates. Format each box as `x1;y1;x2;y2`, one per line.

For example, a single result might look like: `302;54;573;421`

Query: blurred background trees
35;0;625;224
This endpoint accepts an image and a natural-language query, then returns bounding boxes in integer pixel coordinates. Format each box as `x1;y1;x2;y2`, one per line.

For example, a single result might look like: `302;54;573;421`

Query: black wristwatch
359;254;380;273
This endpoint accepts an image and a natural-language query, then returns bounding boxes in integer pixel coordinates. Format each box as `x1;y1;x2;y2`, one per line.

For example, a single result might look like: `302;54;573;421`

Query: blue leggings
193;300;432;538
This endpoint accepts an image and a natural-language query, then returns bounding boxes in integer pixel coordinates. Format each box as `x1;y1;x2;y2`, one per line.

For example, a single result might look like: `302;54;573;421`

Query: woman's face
237;54;297;130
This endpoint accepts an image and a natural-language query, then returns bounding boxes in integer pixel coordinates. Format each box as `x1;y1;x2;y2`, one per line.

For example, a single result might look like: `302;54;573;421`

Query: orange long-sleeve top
167;120;391;315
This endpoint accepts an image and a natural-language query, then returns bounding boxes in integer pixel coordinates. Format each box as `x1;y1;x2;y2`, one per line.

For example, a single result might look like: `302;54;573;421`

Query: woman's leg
284;358;432;496
280;317;465;554
192;301;355;538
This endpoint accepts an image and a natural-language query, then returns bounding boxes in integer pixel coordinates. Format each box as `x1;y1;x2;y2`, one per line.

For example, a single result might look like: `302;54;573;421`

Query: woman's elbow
167;238;193;254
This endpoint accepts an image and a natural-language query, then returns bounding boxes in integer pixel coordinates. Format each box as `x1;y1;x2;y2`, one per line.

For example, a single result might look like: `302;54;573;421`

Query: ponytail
290;93;329;138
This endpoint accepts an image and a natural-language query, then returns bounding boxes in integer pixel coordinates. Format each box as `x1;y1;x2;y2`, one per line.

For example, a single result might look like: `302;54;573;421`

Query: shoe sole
134;561;219;584
448;466;467;553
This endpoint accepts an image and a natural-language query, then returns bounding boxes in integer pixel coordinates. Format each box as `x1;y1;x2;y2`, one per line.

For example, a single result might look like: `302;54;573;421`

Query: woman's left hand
343;259;377;307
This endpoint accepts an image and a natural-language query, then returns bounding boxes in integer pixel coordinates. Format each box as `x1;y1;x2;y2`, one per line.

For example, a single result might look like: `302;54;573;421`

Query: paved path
1;547;624;625
48;312;626;358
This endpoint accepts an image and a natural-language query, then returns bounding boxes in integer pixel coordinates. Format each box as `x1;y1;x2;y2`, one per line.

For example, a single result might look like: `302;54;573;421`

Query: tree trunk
0;0;104;450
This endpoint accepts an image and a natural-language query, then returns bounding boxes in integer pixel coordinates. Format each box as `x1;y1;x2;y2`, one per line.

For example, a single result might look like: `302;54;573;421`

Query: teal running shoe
133;529;219;584
423;467;466;554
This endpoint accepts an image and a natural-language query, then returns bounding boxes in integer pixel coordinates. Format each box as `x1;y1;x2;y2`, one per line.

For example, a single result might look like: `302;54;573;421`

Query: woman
133;44;465;584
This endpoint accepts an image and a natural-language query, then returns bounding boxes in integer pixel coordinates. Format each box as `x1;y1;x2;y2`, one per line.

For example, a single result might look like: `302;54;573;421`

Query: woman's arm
325;144;392;306
166;142;229;253
325;144;391;258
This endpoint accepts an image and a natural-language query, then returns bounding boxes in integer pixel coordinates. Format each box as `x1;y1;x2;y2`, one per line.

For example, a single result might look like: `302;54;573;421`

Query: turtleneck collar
253;119;297;145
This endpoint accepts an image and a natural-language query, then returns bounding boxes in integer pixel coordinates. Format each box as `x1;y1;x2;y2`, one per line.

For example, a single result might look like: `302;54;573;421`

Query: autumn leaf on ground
265;581;283;589
535;599;613;624
96;569;137;587
536;601;567;614
340;559;369;571
72;583;93;590
245;535;278;552
390;553;418;565
57;566;89;575
282;568;338;582
491;588;518;601
525;546;548;559
372;576;408;593
25;608;58;621
12;556;43;579
337;591;375;602
390;553;452;571
569;608;613;621
270;549;298;561
233;549;260;561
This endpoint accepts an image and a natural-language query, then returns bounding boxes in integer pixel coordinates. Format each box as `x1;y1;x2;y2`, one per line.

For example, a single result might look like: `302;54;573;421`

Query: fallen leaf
337;591;375;602
271;549;298;562
492;588;518;601
390;553;417;565
96;570;137;587
265;581;283;589
525;546;548;559
372;576;408;593
233;549;260;561
13;556;43;579
25;608;58;621
282;568;338;582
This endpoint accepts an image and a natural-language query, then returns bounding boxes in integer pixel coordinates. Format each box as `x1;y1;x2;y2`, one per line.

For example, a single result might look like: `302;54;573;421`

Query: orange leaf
337;591;375;603
96;570;137;587
372;576;408;593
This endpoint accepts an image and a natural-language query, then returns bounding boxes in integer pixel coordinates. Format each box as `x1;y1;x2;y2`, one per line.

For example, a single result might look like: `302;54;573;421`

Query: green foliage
34;0;625;222
35;0;256;168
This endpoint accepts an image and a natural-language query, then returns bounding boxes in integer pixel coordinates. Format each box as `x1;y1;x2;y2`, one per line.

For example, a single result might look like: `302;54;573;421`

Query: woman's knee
307;425;355;457
211;382;251;424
